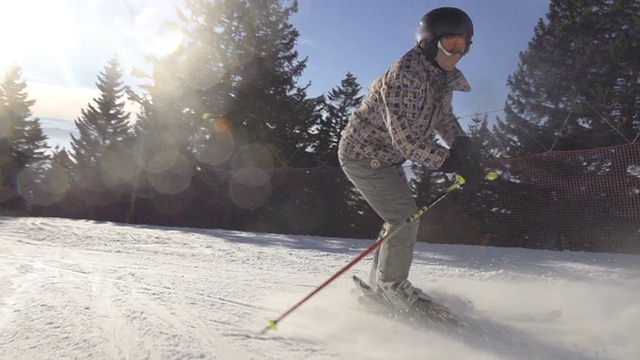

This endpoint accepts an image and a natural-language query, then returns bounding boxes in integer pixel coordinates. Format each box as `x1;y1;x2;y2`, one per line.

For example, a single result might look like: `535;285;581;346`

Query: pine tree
49;147;75;184
225;0;315;164
71;57;132;162
299;72;378;237
467;114;501;159
0;66;49;163
0;65;49;211
314;72;363;166
134;0;319;230
496;0;640;155
142;0;315;164
69;56;135;215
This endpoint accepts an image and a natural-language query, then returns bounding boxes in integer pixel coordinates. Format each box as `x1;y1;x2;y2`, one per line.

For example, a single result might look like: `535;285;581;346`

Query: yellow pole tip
267;320;277;330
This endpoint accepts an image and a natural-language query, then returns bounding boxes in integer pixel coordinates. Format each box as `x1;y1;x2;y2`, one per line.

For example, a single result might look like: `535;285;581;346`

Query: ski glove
439;136;484;187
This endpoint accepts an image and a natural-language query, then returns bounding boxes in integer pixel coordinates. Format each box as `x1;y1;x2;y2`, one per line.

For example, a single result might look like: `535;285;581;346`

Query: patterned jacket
338;45;471;169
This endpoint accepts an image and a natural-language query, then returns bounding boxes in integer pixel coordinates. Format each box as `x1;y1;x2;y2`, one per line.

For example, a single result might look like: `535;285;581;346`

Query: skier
338;7;484;312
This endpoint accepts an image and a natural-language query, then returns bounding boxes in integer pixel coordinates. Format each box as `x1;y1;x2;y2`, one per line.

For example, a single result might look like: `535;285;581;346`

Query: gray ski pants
339;155;419;284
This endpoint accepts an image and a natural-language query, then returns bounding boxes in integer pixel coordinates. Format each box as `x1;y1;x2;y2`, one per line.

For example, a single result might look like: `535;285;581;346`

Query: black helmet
417;7;474;44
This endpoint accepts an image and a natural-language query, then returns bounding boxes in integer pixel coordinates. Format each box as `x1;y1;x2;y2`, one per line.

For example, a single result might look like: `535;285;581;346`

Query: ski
351;275;465;327
353;275;562;327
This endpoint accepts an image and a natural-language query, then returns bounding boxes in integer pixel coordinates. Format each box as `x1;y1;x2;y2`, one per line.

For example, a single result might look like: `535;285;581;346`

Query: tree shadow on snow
124;223;371;255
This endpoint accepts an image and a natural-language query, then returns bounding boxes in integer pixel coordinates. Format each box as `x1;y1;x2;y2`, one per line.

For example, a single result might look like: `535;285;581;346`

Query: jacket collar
446;68;471;92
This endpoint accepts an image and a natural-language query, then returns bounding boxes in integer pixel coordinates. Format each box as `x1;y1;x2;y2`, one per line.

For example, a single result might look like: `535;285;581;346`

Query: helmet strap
418;39;439;61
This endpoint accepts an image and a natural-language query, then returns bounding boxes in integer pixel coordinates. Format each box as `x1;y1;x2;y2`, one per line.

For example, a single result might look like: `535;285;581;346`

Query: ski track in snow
0;216;639;360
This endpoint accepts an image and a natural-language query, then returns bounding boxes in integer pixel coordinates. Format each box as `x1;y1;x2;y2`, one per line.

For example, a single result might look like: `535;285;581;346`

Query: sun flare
0;1;79;70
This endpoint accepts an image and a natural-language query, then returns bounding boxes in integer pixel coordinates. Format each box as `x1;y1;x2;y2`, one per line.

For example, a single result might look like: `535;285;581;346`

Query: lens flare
17;166;70;206
229;167;272;209
147;152;192;195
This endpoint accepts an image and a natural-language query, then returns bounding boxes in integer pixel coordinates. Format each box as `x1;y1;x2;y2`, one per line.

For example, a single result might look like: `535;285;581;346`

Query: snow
1;217;639;360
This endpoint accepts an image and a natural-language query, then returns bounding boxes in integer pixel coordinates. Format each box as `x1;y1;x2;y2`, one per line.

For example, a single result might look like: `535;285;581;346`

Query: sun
0;0;79;70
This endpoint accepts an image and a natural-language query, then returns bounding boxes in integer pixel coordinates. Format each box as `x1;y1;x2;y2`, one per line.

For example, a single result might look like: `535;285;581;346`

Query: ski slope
1;217;638;360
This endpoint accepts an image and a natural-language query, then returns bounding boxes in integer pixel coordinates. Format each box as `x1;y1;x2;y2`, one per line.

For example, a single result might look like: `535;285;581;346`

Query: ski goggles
437;35;470;56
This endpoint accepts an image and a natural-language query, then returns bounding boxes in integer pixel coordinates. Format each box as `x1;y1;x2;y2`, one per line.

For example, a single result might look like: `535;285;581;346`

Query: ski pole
260;173;489;334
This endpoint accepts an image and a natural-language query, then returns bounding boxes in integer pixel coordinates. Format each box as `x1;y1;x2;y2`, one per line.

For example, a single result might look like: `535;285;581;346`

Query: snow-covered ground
1;217;638;360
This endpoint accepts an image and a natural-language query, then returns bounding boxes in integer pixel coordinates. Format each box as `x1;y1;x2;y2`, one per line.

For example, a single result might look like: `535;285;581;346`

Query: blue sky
0;0;550;130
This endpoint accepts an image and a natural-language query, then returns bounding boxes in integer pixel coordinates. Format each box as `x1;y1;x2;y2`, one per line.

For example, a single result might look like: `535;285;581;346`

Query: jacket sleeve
434;94;466;147
380;71;450;168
